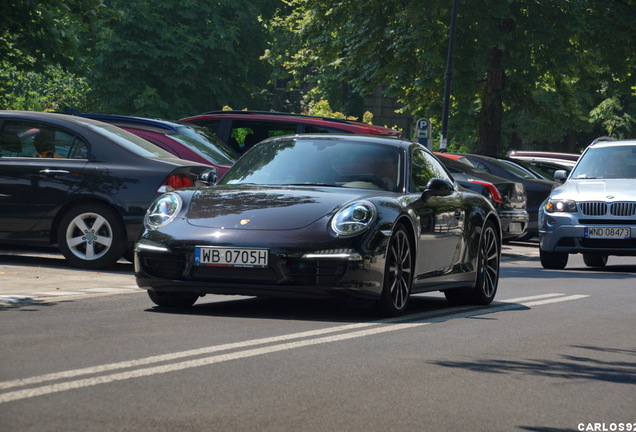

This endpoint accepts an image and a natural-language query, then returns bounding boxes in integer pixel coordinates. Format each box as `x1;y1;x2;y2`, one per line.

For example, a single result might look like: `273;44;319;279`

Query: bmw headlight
545;199;577;213
145;193;182;228
331;201;377;236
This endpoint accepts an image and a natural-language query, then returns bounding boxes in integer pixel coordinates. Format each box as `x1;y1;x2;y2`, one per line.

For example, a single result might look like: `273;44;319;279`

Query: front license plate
584;227;631;239
194;247;269;267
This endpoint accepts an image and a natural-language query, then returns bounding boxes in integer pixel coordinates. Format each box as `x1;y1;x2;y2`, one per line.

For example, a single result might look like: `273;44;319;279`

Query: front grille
579;201;636;217
611;202;636;216
184;257;348;286
191;266;278;283
579;202;607;216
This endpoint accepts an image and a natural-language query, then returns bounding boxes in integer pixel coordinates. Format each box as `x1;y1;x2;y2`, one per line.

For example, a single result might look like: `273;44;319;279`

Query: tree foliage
266;0;636;155
0;0;107;111
86;0;278;118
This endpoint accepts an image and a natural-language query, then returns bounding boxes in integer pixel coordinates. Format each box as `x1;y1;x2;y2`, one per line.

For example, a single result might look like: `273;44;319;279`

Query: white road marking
0;292;589;404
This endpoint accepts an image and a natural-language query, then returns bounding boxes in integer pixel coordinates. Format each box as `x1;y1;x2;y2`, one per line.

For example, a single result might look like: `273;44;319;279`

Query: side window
411;149;452;192
229;120;297;154
189;119;223;135
0;121;88;159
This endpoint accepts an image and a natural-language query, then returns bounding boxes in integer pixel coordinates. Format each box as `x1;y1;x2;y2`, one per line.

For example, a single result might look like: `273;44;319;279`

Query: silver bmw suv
538;138;636;269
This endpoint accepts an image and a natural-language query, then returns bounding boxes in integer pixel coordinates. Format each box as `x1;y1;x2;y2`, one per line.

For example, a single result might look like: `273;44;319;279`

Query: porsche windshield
220;138;404;192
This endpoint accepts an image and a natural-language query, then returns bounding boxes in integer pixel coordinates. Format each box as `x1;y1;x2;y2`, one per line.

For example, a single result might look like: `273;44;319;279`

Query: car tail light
164;174;194;190
467;179;505;203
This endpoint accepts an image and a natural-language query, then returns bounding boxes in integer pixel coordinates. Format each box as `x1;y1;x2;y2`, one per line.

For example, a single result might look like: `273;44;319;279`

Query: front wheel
57;203;127;269
583;253;608;267
147;290;199;308
377;225;413;316
540;249;568;269
445;221;500;305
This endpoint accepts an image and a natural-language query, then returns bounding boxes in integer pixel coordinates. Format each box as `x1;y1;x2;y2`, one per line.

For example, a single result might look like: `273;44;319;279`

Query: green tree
87;0;278;118
0;0;107;111
266;0;636;155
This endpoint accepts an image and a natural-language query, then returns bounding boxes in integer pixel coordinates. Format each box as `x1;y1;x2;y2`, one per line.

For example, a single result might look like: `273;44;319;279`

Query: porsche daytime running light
145;193;182;228
545;199;577;213
331;201;377;236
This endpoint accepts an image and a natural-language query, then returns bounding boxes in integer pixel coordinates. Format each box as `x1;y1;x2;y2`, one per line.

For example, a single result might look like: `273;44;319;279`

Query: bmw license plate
584;227;631;239
194;247;269;267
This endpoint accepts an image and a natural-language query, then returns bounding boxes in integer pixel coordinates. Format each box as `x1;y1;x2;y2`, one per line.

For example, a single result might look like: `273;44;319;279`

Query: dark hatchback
0;111;215;269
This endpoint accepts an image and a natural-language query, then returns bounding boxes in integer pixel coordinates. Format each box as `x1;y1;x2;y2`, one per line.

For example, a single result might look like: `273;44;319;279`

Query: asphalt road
1;242;635;432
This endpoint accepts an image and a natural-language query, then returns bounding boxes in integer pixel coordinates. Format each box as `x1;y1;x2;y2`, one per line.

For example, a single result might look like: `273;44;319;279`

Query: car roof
257;133;413;150
61;111;184;133
507;150;580;161
587;138;636;149
181;110;402;136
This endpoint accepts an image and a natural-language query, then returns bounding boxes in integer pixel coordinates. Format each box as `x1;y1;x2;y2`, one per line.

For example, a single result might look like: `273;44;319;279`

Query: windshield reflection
219;138;404;192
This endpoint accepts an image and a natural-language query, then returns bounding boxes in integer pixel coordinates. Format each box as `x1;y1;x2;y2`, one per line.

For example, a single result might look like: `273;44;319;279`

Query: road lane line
521;294;589;306
0;293;591;404
503;293;565;303
0;303;481;391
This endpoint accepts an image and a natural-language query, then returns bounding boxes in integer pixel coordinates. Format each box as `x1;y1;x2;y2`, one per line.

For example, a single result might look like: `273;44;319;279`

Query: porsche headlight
545;199;577;213
145;193;182;228
331;201;377;236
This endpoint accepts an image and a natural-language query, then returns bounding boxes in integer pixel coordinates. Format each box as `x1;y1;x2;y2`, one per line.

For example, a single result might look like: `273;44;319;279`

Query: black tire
445;221;500;305
540;249;568;270
583;253;608;267
377;224;413;316
147;290;199;308
57;203;127;269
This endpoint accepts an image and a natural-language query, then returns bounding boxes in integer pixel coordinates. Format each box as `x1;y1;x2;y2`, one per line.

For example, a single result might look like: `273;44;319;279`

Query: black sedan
135;134;502;315
436;154;529;241
0;111;216;269
450;153;559;239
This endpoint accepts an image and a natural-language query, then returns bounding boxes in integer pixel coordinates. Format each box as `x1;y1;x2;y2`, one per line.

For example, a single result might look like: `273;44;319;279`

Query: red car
180;110;402;155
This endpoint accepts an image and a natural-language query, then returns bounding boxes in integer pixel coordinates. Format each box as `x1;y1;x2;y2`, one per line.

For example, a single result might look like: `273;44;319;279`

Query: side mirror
422;178;454;201
553;170;568;183
199;169;218;186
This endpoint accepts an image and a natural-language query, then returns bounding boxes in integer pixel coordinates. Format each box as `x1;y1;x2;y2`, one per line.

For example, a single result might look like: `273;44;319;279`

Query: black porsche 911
135;135;502;315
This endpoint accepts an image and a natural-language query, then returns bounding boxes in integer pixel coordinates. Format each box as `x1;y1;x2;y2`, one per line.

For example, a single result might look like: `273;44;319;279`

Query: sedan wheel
583;253;608;267
539;249;568;270
445;221;500;305
147;290;199;308
57;204;126;269
378;225;413;316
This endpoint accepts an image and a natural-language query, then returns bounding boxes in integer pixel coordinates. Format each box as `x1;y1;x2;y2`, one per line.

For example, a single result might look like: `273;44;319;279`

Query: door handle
39;169;70;176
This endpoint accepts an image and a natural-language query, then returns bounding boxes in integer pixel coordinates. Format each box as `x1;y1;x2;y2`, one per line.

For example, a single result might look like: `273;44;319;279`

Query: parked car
135;134;501;315
0;111;216;269
449;153;559;240
538;138;636;269
507;150;578;179
436;154;529;241
63;112;238;178
180;110;403;155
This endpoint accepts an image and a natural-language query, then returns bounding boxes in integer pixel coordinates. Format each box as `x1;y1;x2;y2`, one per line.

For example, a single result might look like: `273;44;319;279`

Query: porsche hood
185;185;381;230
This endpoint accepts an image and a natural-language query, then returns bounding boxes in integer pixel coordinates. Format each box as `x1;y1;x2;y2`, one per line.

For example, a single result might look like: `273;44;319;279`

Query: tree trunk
476;47;504;157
